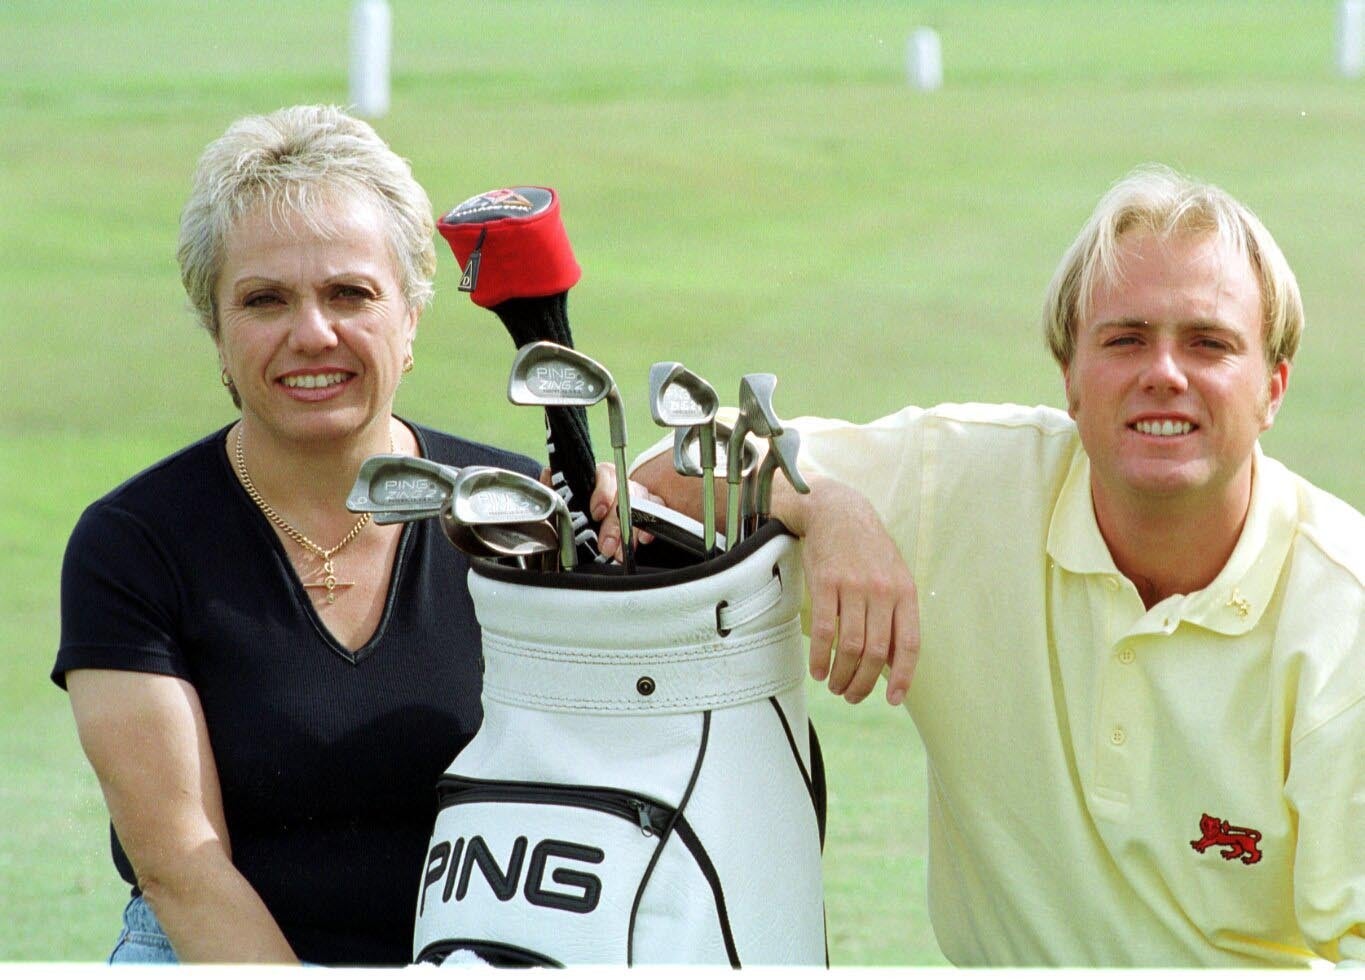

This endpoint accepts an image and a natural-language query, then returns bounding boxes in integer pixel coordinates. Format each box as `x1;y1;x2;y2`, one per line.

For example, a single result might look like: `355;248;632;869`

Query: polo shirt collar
1046;444;1296;636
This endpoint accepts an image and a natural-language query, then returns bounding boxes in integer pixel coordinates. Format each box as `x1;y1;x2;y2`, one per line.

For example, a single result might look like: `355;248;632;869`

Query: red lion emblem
1190;813;1262;865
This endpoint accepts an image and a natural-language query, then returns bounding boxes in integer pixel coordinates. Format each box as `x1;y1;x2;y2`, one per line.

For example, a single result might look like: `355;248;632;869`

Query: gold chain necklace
233;424;390;605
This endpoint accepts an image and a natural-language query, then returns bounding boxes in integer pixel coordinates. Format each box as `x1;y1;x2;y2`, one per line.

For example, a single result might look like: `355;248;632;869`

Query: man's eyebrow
1090;317;1150;331
1090;317;1241;334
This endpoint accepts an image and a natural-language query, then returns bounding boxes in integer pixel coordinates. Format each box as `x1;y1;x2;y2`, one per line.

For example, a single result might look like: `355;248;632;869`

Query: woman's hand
584;463;662;563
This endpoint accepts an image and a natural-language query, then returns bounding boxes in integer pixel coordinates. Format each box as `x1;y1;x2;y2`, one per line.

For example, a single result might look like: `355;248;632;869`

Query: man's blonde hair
177;104;437;339
1042;164;1303;370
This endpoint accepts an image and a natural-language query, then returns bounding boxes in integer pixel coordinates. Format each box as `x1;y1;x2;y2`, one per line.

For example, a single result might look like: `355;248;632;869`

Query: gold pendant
304;559;355;605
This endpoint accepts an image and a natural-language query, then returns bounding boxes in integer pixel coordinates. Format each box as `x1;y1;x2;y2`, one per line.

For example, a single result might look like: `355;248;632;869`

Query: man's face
1063;230;1289;516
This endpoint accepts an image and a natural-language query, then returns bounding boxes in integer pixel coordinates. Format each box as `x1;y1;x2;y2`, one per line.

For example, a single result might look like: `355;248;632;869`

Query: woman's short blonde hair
177;104;436;339
1041;164;1302;370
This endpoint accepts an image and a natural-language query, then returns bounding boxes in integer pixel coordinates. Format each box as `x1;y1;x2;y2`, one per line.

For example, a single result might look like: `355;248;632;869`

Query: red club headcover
437;187;581;308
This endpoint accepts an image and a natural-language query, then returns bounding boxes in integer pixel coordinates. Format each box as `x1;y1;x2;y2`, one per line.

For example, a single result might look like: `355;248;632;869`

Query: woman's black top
53;421;540;965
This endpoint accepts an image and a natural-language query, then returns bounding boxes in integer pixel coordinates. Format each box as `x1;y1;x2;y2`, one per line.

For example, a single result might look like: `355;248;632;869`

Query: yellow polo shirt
786;402;1365;967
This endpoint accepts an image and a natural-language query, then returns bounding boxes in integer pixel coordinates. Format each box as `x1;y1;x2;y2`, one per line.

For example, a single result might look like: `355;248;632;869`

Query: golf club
674;419;760;481
440;512;559;571
751;428;809;535
648;361;719;556
727;374;781;547
509;341;632;572
346;455;461;524
449;465;578;571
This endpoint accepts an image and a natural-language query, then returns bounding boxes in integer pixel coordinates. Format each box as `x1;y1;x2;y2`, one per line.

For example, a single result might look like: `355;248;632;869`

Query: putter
751;428;809;534
648;362;719;556
347;455;461;524
449;465;577;571
509;341;632;572
727;374;781;547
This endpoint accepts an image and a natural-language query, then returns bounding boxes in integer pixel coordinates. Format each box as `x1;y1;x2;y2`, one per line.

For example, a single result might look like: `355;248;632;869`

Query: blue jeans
108;894;318;965
109;895;178;964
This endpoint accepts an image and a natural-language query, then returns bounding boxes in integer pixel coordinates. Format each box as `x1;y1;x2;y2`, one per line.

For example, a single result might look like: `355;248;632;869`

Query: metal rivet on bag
636;676;655;697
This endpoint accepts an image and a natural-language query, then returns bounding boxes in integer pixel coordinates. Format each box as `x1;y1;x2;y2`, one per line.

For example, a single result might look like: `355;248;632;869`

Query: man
604;165;1363;966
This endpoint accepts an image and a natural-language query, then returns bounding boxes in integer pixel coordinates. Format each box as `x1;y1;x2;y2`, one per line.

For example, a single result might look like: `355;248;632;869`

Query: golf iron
346;455;461;525
509;341;633;572
648;361;720;556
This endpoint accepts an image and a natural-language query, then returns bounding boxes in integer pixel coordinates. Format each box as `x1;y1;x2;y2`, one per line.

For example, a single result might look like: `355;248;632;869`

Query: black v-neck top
54;422;540;965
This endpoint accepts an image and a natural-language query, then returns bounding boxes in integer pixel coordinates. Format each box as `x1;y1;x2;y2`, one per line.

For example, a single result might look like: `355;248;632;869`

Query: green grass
2;0;1361;963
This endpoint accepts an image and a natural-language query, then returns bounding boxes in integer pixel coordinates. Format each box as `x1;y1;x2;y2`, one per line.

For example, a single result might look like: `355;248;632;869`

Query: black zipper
437;774;673;838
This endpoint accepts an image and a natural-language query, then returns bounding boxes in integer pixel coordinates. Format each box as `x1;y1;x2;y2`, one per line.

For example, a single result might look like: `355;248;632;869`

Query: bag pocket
414;775;734;966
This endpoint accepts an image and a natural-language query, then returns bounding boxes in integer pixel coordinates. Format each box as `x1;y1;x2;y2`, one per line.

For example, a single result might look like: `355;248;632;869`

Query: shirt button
1110;728;1126;746
1118;648;1135;665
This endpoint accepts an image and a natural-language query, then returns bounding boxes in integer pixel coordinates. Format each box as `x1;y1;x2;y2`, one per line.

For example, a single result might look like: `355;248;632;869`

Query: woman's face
214;193;417;447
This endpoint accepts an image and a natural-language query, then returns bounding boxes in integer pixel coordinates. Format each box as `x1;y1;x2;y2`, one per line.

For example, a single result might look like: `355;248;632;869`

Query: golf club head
449;466;577;571
675;421;759;478
451;467;558;526
439;510;552;570
509;340;629;452
766;429;808;494
649;362;719;428
346;455;461;524
755;429;808;531
439;510;498;557
471;519;560;554
738;373;782;439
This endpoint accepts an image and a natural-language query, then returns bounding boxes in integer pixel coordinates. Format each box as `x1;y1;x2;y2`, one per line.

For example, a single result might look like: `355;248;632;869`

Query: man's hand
609;453;920;707
774;476;920;706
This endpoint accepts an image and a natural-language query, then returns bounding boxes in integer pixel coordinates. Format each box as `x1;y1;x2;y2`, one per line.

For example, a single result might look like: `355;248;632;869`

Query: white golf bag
412;524;827;966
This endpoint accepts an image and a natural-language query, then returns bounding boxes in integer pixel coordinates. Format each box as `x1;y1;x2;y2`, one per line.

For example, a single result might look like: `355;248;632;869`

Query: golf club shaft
700;425;717;557
613;445;634;573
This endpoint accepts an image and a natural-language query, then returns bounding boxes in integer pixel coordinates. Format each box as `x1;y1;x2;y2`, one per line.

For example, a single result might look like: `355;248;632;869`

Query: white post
350;0;392;117
906;28;943;92
1340;0;1364;78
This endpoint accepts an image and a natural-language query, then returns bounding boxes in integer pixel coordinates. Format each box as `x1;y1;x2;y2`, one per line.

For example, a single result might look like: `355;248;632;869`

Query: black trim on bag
767;697;827;851
472;519;792;591
669;805;742;968
809;720;827;852
626;711;739;968
415;937;562;967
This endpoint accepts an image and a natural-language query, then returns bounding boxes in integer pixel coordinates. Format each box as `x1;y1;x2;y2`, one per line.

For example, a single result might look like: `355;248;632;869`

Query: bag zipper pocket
437;774;675;837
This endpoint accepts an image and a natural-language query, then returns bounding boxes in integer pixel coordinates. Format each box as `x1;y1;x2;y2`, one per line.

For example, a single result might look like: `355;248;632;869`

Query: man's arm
593;456;919;706
1286;695;1365;967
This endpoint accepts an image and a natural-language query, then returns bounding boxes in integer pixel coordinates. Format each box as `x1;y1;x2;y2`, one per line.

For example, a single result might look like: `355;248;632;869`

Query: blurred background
2;0;1360;963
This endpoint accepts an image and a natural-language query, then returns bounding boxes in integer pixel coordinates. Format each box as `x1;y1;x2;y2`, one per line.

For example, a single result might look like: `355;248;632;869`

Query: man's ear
1262;360;1291;430
1061;363;1077;418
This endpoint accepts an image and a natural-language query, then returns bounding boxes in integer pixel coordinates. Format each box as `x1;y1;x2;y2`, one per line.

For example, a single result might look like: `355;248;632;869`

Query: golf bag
412;523;827;966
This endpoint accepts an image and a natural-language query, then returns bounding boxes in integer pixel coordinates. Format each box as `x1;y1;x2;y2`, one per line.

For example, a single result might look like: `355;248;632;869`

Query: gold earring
402;353;414;374
220;368;233;387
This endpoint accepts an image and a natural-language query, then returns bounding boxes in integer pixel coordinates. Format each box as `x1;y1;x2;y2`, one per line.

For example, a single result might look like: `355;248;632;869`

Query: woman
52;105;542;965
